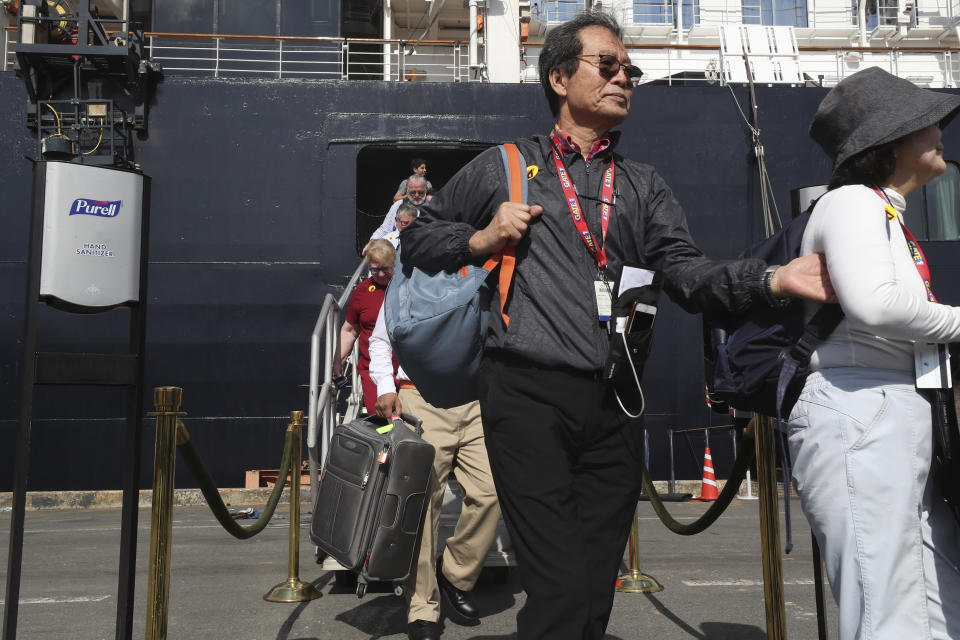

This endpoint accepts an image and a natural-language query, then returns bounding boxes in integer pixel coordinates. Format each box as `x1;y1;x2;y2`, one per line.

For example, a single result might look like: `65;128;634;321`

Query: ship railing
5;26;960;87
533;0;699;27
0;26;473;80
520;40;960;86
141;32;473;82
2;26;15;72
533;0;587;23
804;4;862;30
788;45;960;86
306;258;369;503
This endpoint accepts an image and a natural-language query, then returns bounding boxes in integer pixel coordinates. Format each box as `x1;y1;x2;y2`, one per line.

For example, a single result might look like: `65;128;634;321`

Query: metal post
742;468;757;499
642;429;650;494
145;387;185;640
307;295;335;508
264;411;323;603
2;165;47;640
756;414;787;640
668;428;676;495
118;175;151;640
615;507;664;593
736;423;757;500
676;0;685;43
812;531;828;640
667;46;672;85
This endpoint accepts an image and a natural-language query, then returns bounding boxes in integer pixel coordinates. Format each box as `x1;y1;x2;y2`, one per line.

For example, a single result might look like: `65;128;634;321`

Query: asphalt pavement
0;497;837;639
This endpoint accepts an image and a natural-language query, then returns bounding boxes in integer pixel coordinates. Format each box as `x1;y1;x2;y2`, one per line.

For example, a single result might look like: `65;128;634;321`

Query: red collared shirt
554;126;612;163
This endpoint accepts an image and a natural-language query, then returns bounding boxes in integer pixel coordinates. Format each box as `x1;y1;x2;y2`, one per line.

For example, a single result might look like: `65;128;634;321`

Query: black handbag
928;349;960;525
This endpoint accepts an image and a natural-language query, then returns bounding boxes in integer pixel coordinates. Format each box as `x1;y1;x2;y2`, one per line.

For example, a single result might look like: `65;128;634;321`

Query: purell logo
69;199;121;218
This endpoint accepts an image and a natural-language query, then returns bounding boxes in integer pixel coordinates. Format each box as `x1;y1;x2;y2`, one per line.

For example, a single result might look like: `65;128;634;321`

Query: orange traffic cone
694;447;719;502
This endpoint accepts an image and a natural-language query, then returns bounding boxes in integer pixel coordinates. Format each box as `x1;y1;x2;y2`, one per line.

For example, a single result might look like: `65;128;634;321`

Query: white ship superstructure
2;0;959;88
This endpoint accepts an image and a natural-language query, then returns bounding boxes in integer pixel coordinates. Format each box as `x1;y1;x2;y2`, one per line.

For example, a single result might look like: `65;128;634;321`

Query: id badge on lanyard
595;277;612;321
550;131;616;323
915;343;952;389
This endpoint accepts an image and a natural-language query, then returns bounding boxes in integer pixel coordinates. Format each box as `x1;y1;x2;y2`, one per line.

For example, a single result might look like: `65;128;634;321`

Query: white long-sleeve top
802;184;960;372
369;200;403;243
369;304;410;398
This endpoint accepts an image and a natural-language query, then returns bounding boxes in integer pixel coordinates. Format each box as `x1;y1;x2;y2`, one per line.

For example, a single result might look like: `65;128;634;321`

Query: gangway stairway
306;258;515;585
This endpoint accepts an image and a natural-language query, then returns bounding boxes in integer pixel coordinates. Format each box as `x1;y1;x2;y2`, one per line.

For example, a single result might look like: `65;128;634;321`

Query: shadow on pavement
644;593;765;640
323;565;523;638
275;574;333;640
334;592;407;638
466;635;628;639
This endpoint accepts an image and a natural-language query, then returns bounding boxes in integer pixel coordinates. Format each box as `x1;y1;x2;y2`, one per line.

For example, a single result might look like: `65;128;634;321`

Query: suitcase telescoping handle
390;413;424;437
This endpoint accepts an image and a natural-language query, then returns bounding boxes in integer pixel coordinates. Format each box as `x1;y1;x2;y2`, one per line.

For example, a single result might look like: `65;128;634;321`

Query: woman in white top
791;67;960;640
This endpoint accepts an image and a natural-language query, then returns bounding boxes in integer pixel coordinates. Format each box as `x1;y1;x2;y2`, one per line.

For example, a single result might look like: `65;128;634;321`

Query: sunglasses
577;53;643;86
370;266;394;274
408;190;426;196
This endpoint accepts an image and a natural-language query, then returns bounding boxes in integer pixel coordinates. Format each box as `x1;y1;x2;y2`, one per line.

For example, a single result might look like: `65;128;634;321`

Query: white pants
788;368;960;640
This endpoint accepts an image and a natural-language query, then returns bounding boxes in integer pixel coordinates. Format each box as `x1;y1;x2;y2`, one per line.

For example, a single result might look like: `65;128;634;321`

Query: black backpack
705;205;844;423
705;203;843;554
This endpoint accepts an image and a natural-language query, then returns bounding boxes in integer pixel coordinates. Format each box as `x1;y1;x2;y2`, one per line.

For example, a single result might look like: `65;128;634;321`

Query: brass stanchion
145;387;187;640
755;415;786;639
616;507;663;593
264;411;323;603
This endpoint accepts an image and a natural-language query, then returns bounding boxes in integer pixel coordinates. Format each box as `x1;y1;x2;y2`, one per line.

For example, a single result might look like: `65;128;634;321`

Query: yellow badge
368;285;376;292
885;205;898;221
527;165;539;180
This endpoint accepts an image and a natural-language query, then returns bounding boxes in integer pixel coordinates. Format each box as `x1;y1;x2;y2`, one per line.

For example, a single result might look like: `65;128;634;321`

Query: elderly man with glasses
382;202;418;248
366;175;428;253
400;10;834;640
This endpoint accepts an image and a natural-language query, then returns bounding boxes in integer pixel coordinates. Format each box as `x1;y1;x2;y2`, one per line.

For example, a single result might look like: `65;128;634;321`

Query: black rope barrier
177;424;297;540
641;434;755;536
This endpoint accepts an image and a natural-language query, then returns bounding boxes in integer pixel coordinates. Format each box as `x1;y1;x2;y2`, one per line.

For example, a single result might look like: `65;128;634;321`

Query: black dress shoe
407;619;442;640
436;566;480;624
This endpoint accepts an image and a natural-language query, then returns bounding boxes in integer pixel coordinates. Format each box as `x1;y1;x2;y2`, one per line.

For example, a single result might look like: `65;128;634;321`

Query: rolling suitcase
311;413;435;597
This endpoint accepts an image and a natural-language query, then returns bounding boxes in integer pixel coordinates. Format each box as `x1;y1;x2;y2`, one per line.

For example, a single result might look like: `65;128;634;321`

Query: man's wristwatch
763;265;791;309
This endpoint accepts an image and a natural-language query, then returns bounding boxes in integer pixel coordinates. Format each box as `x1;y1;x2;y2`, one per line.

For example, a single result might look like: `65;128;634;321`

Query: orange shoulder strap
481;143;524;328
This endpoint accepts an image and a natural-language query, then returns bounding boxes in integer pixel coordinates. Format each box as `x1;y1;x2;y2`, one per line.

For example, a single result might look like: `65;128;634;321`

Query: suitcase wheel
356;582;367;598
393;583;404;597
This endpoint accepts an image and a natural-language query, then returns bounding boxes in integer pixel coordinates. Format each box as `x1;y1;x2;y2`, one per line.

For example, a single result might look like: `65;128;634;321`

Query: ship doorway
355;144;488;253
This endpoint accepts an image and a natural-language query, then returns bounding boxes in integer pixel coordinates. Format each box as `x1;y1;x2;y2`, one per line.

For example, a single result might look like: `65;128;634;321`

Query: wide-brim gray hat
810;67;960;168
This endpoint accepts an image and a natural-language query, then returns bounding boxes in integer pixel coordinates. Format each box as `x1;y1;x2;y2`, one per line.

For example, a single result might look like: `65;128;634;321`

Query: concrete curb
0;481;790;511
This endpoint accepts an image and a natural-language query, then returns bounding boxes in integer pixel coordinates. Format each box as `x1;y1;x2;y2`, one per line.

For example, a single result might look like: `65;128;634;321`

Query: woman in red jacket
338;239;397;415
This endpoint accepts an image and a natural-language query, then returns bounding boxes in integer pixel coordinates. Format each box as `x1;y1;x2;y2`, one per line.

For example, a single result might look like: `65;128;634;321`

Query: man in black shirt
401;11;832;640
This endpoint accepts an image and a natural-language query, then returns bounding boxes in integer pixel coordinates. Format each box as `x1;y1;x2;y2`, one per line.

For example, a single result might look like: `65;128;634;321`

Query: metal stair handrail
306;258;369;502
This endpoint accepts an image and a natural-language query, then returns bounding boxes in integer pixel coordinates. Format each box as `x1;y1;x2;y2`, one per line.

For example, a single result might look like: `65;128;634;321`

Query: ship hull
2;74;959;490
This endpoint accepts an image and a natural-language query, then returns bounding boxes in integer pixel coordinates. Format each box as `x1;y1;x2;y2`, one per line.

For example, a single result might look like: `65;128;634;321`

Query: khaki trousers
399;389;500;624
